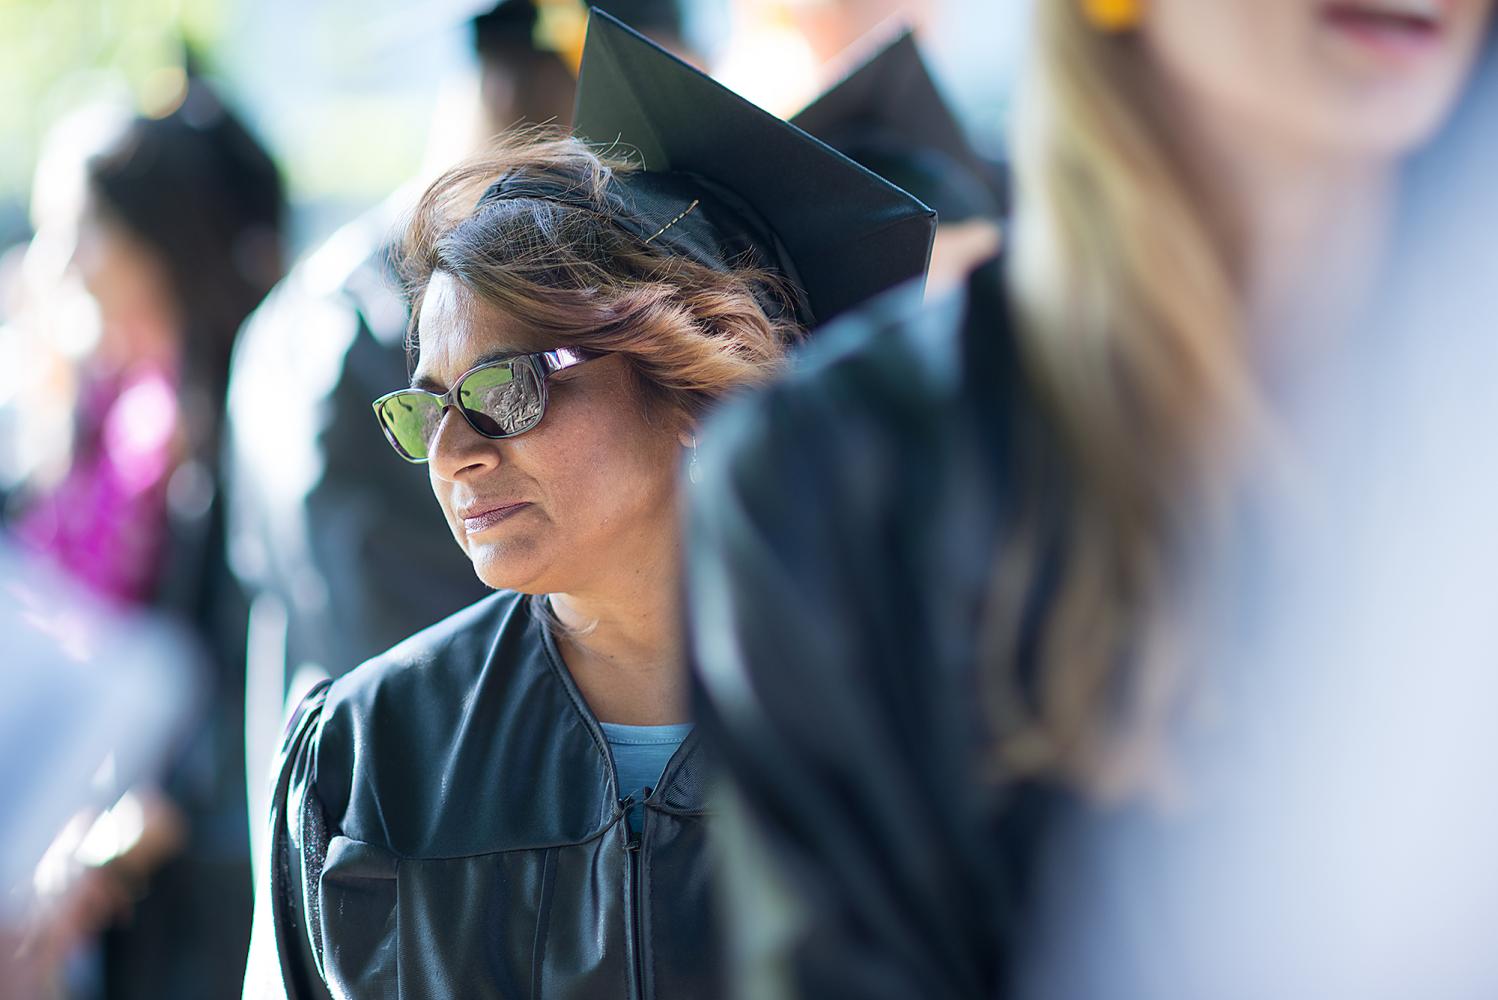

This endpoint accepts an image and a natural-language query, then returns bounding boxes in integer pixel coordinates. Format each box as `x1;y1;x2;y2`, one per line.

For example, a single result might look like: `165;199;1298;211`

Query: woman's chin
467;550;548;594
457;531;541;588
472;564;539;593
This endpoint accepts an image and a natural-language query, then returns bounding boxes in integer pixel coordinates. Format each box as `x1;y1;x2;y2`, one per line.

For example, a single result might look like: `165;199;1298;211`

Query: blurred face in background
69;196;179;368
1141;0;1494;163
780;0;931;62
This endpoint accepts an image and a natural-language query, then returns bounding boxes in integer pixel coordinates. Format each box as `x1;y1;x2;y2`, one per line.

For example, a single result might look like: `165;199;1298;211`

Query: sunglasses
371;348;600;463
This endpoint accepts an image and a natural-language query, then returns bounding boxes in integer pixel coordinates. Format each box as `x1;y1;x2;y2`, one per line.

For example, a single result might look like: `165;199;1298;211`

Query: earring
688;435;702;485
1082;0;1143;32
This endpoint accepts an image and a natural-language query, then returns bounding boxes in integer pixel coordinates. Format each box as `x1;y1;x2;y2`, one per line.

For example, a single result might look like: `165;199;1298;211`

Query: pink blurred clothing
15;365;180;605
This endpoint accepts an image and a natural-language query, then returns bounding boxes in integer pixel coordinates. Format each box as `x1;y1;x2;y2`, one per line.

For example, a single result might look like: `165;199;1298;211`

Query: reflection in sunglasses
373;350;597;462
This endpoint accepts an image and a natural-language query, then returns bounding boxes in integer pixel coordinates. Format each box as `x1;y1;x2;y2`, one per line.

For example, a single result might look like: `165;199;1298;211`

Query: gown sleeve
686;279;1011;1000
242;681;336;1000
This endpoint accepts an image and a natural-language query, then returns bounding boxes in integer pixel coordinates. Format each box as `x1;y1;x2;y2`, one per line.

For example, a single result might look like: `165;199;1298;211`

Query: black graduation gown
253;590;721;999
685;261;1065;999
227;201;492;908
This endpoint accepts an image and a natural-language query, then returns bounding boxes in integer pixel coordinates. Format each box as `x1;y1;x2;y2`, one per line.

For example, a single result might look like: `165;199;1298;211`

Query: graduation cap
563;9;936;328
791;29;1007;225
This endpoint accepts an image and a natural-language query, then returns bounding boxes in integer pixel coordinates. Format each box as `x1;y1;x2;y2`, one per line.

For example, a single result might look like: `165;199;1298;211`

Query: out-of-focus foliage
0;0;473;252
0;0;227;226
215;0;480;211
1;0;1016;255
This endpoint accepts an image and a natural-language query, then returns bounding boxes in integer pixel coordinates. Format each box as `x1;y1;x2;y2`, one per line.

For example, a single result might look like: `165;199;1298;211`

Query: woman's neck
1235;157;1394;350
1179;95;1398;354
547;550;688;727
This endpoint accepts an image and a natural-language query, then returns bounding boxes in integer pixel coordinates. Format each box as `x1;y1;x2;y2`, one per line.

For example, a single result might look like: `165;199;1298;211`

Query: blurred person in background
243;14;932;998
784;0;933;64
2;70;285;999
227;0;693;863
686;0;1497;997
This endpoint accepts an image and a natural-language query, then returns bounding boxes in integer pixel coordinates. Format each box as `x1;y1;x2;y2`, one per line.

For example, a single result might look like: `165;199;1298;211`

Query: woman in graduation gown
242;12;933;1000
686;1;1497;997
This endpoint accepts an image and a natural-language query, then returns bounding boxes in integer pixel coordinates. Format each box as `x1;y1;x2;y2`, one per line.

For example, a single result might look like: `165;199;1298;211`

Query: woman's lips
1321;2;1446;62
462;502;532;534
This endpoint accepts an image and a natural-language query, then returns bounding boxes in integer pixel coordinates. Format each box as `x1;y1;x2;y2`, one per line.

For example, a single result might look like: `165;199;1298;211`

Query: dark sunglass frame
371;348;599;463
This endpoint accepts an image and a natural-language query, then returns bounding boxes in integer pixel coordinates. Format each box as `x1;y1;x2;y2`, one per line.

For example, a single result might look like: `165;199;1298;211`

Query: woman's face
1140;0;1493;161
414;271;684;595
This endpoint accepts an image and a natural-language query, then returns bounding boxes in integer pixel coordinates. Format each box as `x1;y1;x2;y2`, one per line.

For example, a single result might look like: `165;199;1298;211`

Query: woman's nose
427;407;501;481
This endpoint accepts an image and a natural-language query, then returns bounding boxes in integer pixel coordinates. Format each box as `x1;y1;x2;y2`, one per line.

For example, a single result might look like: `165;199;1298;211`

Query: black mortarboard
791;29;1007;224
564;9;935;328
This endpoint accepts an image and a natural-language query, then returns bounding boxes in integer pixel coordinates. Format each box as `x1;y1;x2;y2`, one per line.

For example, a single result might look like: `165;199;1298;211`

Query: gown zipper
626;786;652;1000
535;614;701;999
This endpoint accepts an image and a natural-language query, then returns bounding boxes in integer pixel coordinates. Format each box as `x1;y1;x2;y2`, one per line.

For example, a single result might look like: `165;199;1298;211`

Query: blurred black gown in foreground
686;32;1498;997
687;260;1066;999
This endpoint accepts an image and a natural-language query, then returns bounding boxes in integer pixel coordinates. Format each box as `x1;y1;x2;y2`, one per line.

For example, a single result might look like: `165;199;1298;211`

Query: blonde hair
987;1;1262;795
398;128;800;428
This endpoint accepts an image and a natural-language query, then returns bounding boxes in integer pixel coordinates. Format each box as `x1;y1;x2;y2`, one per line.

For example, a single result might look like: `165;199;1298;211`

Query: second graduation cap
792;29;1007;225
570;9;935;328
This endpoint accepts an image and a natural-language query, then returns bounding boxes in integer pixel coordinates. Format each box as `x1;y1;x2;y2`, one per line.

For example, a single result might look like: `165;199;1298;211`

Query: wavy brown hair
397;128;801;429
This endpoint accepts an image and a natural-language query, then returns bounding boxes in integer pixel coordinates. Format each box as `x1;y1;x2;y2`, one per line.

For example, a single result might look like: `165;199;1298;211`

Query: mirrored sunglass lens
458;362;544;437
378;393;443;458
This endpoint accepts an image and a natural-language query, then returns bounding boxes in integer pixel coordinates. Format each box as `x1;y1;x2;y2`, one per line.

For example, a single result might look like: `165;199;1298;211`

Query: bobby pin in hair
643;199;701;244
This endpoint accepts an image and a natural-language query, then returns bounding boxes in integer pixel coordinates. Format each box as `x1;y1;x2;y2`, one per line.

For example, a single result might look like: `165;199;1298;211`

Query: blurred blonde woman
688;1;1496;996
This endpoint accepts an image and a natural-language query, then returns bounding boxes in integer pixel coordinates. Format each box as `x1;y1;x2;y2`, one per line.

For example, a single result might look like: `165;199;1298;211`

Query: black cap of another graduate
473;0;683;55
471;0;538;50
569;9;935;328
792;29;1006;224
